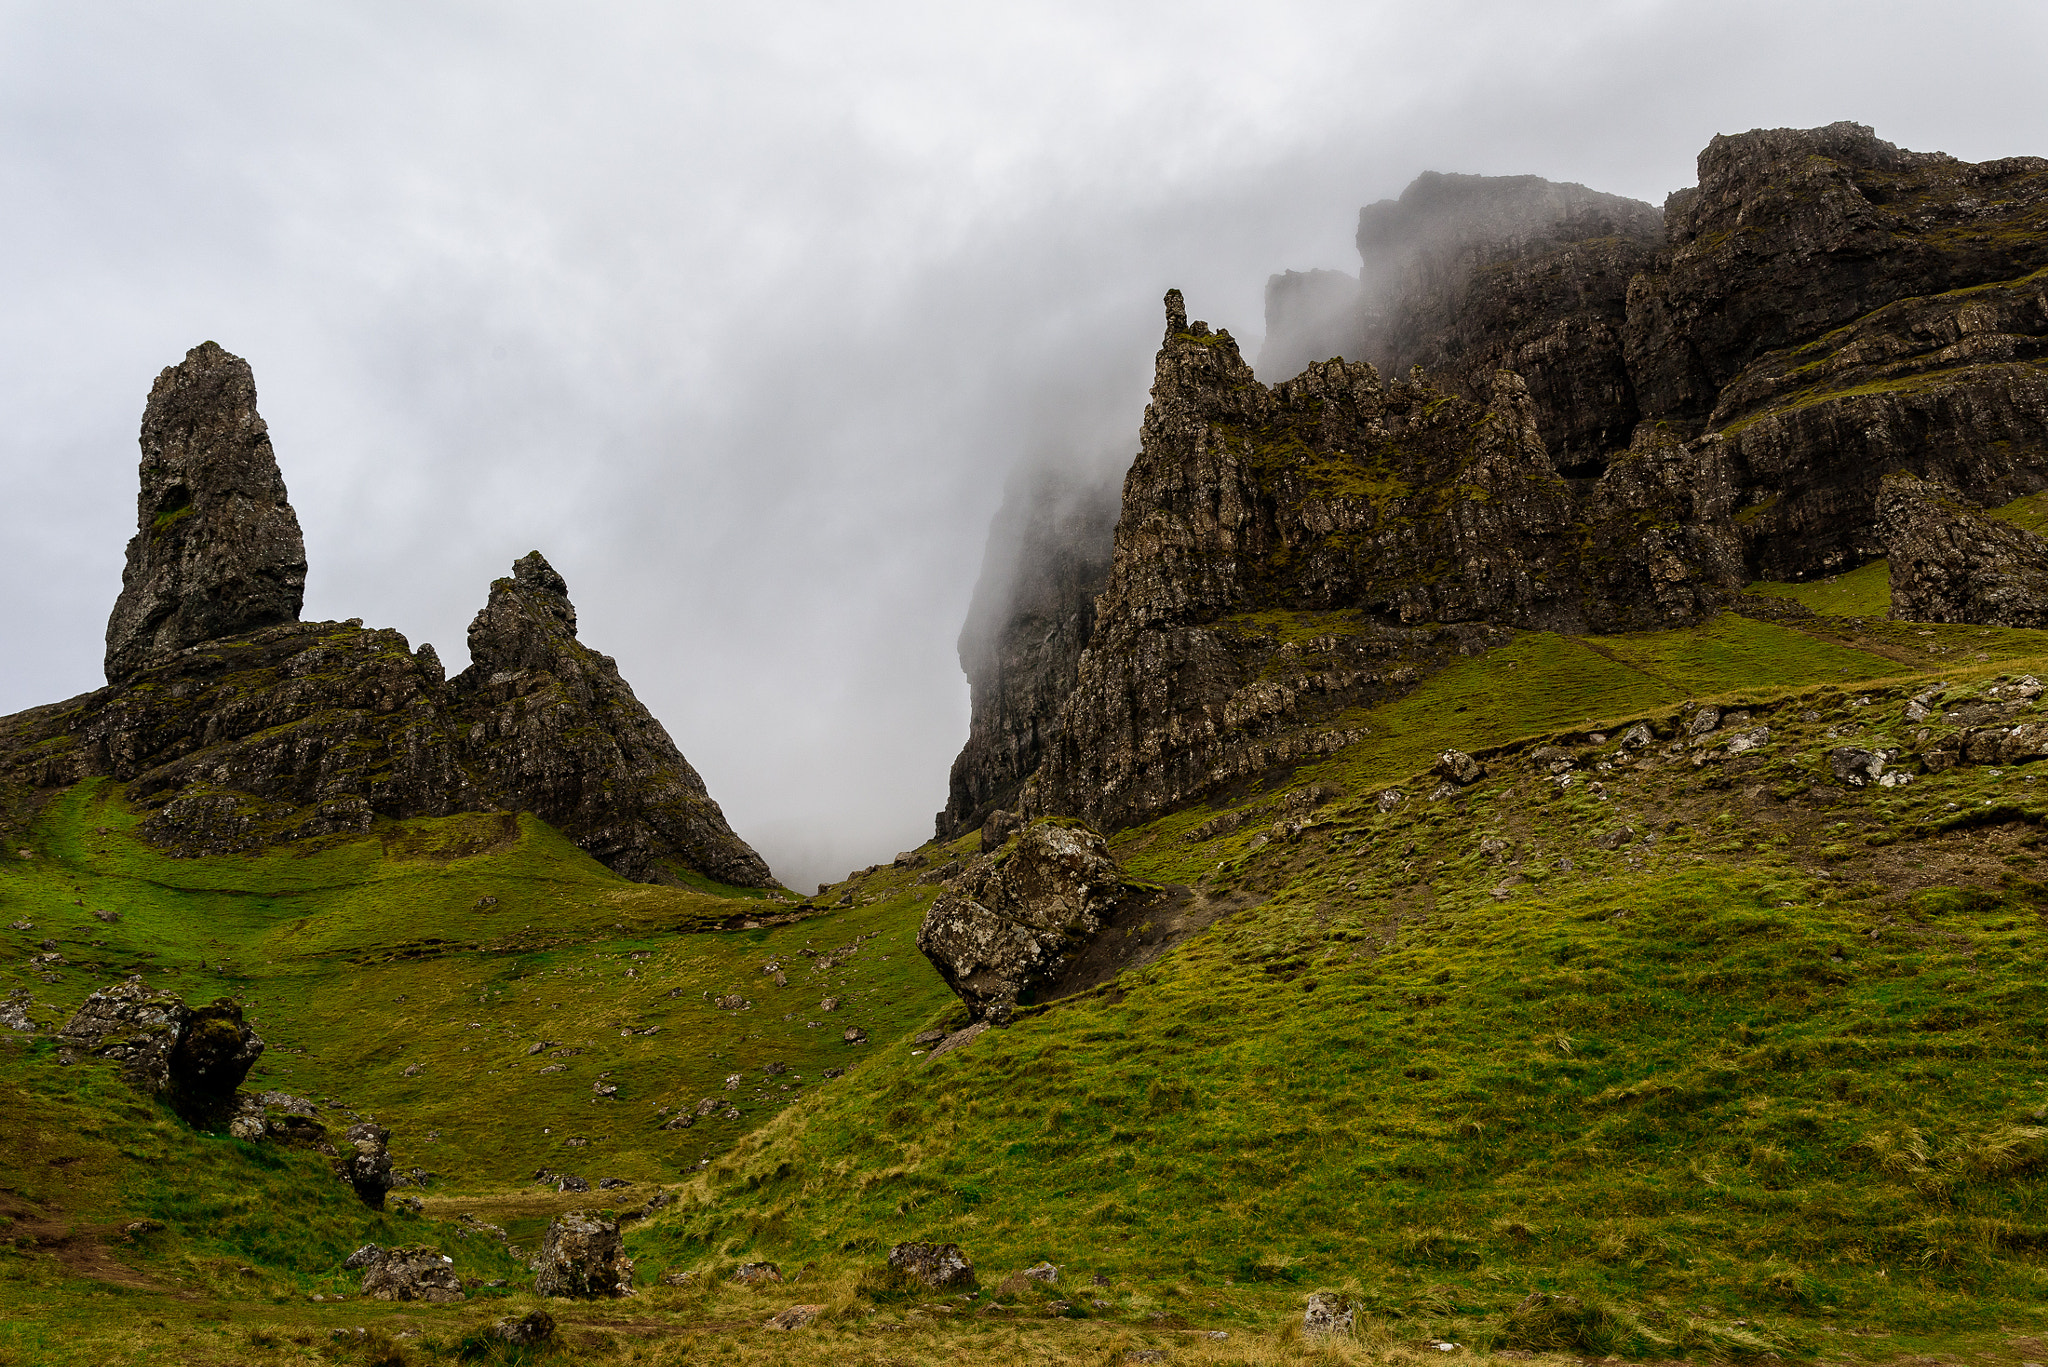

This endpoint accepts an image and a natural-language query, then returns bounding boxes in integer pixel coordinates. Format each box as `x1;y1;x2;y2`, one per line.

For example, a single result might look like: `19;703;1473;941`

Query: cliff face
1032;294;1742;832
964;122;2048;838
2;350;775;889
936;466;1119;840
1352;172;1665;473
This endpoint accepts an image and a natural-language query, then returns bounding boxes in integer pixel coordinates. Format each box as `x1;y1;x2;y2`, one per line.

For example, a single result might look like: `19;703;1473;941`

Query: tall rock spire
103;342;307;683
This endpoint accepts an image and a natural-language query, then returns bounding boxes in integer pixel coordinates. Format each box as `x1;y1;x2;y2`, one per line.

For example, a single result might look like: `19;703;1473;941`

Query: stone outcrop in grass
356;1245;466;1302
887;1241;976;1290
917;820;1124;1022
57;977;262;1121
336;1121;395;1210
534;1210;634;1298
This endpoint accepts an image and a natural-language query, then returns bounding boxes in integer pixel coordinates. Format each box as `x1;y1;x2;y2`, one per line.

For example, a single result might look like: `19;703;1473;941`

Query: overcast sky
3;1;2044;890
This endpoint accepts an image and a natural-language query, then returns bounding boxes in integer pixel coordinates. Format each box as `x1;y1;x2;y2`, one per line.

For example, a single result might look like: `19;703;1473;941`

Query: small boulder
1433;751;1485;786
1829;746;1891;787
843;1027;869;1045
490;1311;555;1346
1303;1291;1354;1336
730;1262;783;1287
1687;706;1722;737
1022;1261;1059;1284
336;1122;394;1209
766;1304;824;1330
888;1241;976;1290
341;1243;383;1271
534;1210;634;1298
357;1246;465;1302
979;809;1023;852
556;1174;591;1193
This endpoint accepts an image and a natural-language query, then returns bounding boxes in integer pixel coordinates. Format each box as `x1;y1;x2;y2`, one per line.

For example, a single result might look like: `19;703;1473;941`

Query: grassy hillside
9;562;2048;1363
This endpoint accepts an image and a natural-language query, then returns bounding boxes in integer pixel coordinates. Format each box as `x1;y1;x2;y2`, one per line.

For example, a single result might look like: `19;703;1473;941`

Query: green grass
1747;560;1894;617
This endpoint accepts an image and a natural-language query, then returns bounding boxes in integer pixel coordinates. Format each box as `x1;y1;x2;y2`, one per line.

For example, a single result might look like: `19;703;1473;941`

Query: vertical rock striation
104;342;307;683
1878;473;2048;627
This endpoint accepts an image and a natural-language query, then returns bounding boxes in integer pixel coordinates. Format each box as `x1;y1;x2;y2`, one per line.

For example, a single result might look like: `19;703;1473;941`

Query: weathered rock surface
104;342;308;684
1;348;775;888
1303;1291;1354;1336
888;1241;976;1290
937;465;1120;840
1351;171;1664;472
357;1245;466;1302
57;978;262;1120
227;1090;327;1146
917;820;1125;1021
1032;295;1741;830
1878;473;2048;626
448;552;773;887
336;1122;395;1209
489;1311;556;1347
534;1210;634;1298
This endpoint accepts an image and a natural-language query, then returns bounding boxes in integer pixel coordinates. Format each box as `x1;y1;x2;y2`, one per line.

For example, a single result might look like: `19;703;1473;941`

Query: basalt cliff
0;343;776;889
947;121;2048;840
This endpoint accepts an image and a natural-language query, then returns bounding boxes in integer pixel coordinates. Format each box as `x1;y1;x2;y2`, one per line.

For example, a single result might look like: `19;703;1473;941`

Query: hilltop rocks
1879;473;2048;627
917;820;1125;1022
104;343;308;684
534;1211;635;1298
356;1246;466;1302
937;466;1120;840
0;345;777;888
57;978;262;1119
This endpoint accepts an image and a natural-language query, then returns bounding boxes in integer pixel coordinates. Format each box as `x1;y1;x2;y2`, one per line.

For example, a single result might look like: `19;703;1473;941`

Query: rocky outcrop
1031;294;1742;830
887;1241;976;1290
1350;172;1664;472
337;1121;395;1209
937;466;1120;840
917;819;1127;1022
228;1090;328;1146
104;343;307;684
449;552;773;887
0;346;776;888
1878;473;2048;626
57;978;262;1121
534;1210;635;1298
356;1246;466;1302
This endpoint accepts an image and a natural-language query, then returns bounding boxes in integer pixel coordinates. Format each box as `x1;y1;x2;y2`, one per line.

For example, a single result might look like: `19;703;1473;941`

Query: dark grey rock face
57;977;263;1122
104;342;307;684
936;466;1119;841
1351;172;1664;472
916;820;1125;1022
1879;473;2048;627
450;552;775;888
337;1121;395;1209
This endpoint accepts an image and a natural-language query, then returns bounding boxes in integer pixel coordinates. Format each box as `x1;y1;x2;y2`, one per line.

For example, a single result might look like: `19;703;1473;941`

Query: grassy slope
9;550;2048;1363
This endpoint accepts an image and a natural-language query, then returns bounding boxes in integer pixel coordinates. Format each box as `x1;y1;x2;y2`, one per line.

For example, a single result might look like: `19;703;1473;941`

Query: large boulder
534;1210;634;1298
103;341;308;684
1879;472;2048;627
356;1245;466;1302
57;979;263;1120
916;820;1124;1022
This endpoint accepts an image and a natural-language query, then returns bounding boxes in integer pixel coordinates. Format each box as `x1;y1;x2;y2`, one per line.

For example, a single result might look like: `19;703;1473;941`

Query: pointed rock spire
103;342;307;683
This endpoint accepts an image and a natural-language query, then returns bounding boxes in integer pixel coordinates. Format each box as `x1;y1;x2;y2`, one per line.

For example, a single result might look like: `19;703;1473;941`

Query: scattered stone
1726;727;1771;754
597;1177;631;1189
1433;750;1485;785
91;908;120;923
1376;789;1405;813
1617;722;1654;749
1828;746;1894;787
402;1063;423;1077
1687;706;1722;737
1;991;37;1033
556;1174;591;1193
843;1027;869;1045
592;1081;618;1098
715;995;747;1011
227;1090;325;1145
1022;1261;1059;1284
357;1246;466;1302
730;1262;783;1287
658;1268;697;1286
489;1311;555;1346
820;997;840;1012
534;1210;635;1298
766;1304;824;1330
888;1241;976;1290
1303;1290;1354;1336
342;1243;383;1271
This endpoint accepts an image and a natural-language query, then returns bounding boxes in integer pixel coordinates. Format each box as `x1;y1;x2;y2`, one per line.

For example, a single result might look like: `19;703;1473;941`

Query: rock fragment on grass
490;1310;555;1346
730;1262;783;1287
888;1241;976;1290
357;1245;465;1302
1302;1290;1353;1335
534;1210;634;1298
765;1304;823;1330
